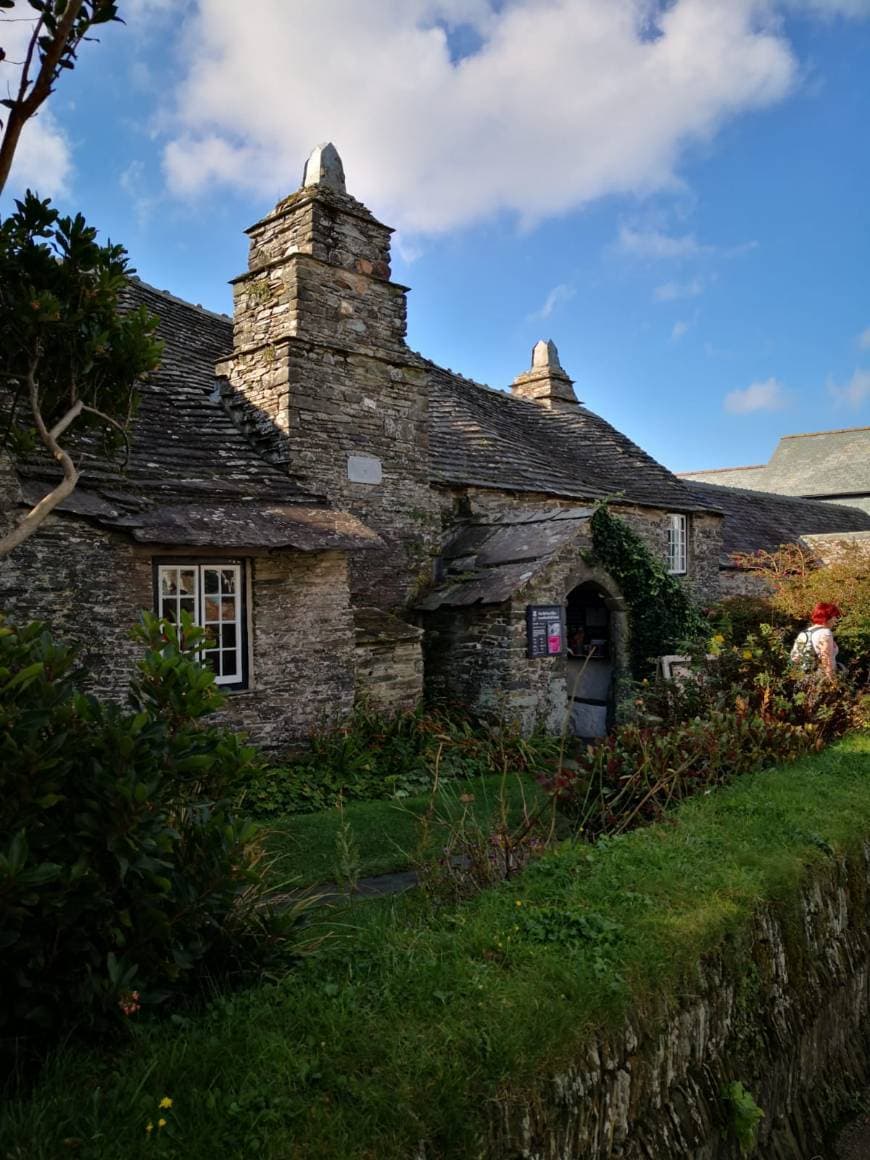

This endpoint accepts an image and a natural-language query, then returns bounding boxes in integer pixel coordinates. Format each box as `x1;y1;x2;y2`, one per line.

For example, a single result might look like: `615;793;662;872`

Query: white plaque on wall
347;454;383;484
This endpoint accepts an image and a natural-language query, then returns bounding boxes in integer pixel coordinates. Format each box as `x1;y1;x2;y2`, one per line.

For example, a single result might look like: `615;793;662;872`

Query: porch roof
417;506;593;609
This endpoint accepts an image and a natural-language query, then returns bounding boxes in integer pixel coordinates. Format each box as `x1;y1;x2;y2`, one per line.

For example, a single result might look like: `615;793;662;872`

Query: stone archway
563;566;628;738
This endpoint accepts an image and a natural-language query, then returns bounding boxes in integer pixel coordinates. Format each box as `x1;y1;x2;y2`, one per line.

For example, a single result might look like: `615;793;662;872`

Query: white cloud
724;377;789;413
1;5;72;195
672;319;691;340
828;368;870;408
856;326;870;350
654;277;705;301
617;227;708;259
528;283;575;321
4;111;72;196
159;0;803;234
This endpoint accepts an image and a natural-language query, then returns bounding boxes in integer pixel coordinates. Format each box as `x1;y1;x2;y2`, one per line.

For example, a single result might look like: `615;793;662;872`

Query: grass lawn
261;770;552;888
3;733;869;1159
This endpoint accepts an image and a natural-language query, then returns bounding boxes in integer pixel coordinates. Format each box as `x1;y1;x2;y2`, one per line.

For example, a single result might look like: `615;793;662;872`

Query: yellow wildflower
159;1097;173;1110
514;899;523;907
145;1122;153;1135
742;650;753;660
158;1119;167;1130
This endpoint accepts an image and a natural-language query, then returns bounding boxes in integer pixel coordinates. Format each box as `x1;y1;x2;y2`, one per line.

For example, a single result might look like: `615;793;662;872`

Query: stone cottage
3;143;868;746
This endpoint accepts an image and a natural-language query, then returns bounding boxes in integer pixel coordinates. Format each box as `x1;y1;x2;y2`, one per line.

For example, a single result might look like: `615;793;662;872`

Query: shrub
547;624;864;839
704;594;796;646
546;708;820;839
732;542;870;674
235;705;562;817
0;613;304;1072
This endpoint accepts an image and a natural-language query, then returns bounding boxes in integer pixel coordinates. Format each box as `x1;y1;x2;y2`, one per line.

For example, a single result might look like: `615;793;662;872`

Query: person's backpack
789;625;823;673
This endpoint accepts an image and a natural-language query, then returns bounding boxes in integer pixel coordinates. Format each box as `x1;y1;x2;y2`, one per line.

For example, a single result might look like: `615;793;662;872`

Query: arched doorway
565;581;615;738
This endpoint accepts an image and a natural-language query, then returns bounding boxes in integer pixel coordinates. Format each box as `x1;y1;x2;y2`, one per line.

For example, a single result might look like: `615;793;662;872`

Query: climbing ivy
589;505;706;677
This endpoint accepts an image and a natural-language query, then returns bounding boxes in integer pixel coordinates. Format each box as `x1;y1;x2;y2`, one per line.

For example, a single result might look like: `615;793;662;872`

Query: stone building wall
353;607;423;715
0;510;356;749
422;603;514;717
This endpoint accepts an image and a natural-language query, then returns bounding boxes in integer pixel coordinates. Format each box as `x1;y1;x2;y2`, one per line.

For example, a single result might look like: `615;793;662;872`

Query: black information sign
526;605;564;659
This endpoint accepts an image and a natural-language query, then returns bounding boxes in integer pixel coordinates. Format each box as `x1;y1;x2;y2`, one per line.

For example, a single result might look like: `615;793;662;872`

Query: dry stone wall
469;844;870;1159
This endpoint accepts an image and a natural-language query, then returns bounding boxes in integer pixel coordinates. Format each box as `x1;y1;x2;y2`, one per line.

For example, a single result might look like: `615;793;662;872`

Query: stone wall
719;566;773;598
0;510;356;749
353;606;423;715
477;843;870;1159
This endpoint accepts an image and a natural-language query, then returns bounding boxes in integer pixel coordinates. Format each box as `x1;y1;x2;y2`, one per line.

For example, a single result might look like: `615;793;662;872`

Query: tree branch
81;401;132;466
0;356;79;557
0;0;86;195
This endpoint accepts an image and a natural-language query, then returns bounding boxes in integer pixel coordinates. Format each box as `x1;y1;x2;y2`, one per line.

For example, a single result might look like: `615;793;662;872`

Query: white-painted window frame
155;562;246;687
667;513;688;575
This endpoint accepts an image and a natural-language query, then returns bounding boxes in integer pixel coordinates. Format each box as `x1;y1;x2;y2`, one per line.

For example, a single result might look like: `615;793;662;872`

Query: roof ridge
778;425;870;440
677;464;766;476
127;276;232;325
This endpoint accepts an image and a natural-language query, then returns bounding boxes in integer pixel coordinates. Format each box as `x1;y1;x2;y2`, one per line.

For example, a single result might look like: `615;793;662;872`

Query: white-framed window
666;514;688;575
155;562;247;687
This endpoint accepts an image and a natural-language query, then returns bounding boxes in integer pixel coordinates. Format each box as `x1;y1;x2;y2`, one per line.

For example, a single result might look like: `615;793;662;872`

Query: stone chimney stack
216;144;435;612
510;340;580;412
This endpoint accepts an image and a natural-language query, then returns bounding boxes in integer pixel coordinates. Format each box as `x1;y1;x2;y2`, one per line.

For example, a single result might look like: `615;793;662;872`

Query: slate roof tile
683;479;870;561
425;363;711;511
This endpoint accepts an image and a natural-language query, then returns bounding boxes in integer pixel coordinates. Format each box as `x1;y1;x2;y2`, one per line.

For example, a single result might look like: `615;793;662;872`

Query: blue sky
2;0;869;474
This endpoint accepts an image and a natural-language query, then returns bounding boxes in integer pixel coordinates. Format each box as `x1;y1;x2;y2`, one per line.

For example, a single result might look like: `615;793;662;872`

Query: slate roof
682;480;870;564
680;427;870;501
426;364;711;512
417;506;593;609
763;427;870;498
14;280;378;553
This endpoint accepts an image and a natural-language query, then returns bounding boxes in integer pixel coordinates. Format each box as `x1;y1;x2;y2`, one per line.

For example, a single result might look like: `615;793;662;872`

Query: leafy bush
235;705;562;817
704;594;796;646
589;505;707;677
546;709;820;839
732;541;870;673
547;624;864;839
0;613;304;1072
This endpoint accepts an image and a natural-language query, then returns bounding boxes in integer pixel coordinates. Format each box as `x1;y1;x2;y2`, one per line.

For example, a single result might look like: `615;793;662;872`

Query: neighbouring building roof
427;364;711;512
417;506;594;609
13;280;378;553
682;479;870;565
680;426;870;504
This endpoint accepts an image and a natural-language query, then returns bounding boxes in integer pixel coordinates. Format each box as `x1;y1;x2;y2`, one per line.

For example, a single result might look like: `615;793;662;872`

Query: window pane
179;570;196;595
221;650;238;678
221;568;237;593
161;569;177;595
221;623;237;649
221;597;237;622
161;598;176;621
203;569;219;594
203;651;219;675
179;597;195;618
204;598;220;623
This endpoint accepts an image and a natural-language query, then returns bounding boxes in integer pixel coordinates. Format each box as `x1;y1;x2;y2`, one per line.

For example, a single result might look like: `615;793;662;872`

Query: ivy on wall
590;505;706;677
